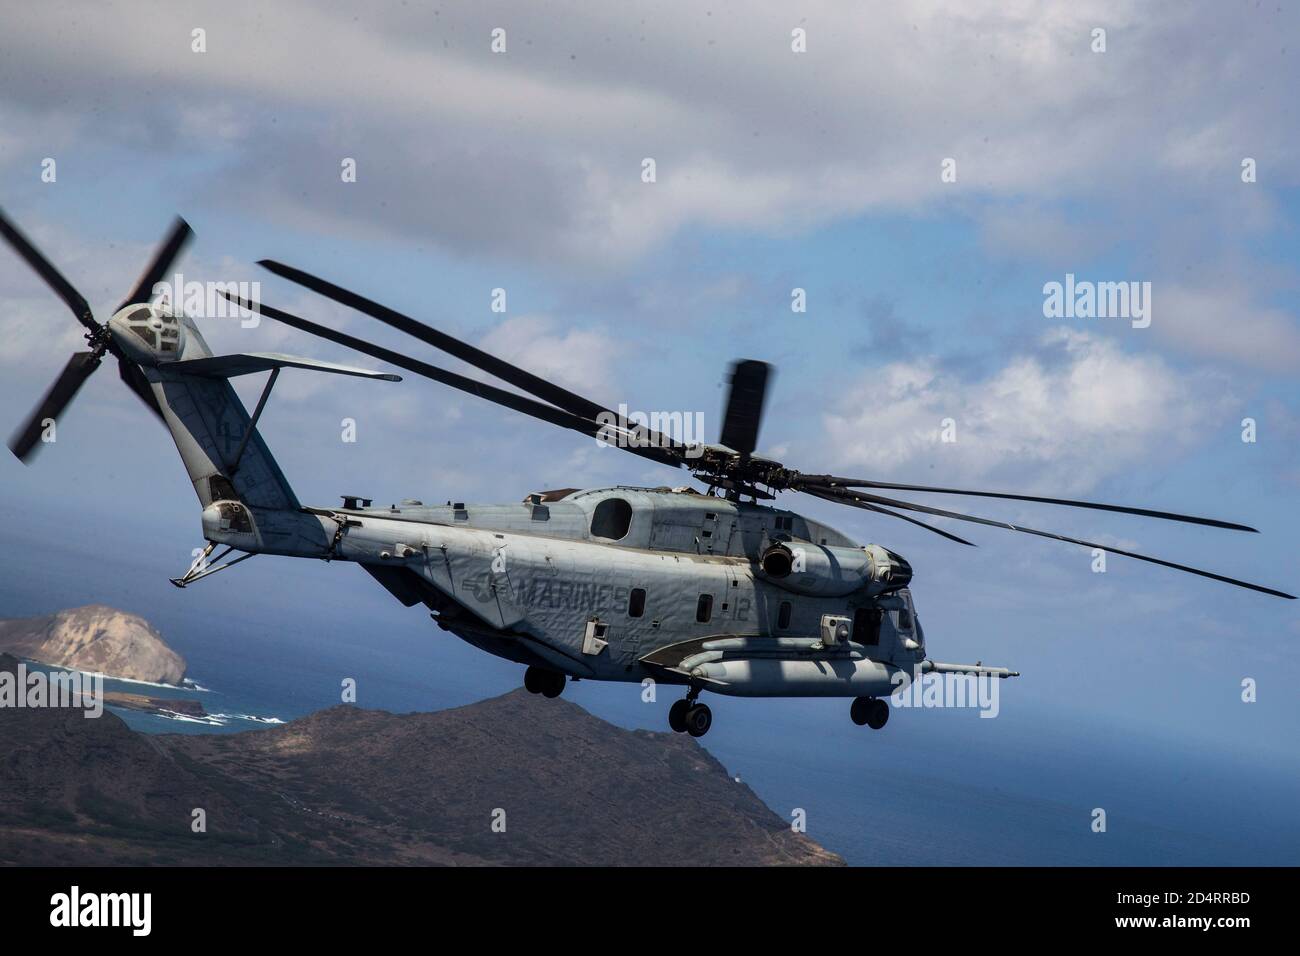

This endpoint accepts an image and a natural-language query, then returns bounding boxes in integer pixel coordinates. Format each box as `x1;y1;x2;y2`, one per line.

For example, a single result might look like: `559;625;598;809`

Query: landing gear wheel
541;671;566;699
669;699;690;733
524;666;544;694
851;697;890;729
684;703;712;738
865;698;889;730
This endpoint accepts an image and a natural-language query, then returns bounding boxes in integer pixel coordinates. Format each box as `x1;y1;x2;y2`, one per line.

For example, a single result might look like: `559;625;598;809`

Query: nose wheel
668;694;712;737
850;696;889;730
523;665;566;699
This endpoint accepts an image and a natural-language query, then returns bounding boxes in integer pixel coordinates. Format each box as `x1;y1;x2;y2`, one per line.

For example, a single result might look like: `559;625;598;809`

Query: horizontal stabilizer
169;352;401;381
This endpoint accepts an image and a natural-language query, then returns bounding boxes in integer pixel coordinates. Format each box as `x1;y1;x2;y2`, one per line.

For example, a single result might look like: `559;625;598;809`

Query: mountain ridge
0;654;840;866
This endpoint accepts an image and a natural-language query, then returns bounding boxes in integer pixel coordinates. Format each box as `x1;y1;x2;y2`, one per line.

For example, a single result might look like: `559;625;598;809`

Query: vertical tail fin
154;368;302;510
145;314;400;511
136;314;401;558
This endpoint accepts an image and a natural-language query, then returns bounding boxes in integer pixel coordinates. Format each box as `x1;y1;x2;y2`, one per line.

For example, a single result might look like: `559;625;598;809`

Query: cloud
3;1;1299;269
851;296;934;359
0;1;1295;499
977;204;1112;264
1152;283;1300;373
476;314;622;397
821;328;1236;493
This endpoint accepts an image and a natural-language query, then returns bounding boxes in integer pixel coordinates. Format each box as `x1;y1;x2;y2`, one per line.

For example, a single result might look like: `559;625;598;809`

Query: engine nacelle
757;542;875;597
757;542;914;597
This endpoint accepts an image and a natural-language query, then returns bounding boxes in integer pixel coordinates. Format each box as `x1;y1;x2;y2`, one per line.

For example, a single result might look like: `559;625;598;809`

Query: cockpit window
854;607;881;646
590;497;633;540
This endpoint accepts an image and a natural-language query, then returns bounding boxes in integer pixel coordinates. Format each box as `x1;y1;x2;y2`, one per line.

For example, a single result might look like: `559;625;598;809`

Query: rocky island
0;605;186;685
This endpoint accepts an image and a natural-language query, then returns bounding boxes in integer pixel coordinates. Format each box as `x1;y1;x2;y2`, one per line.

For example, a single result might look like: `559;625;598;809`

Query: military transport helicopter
3;210;1292;739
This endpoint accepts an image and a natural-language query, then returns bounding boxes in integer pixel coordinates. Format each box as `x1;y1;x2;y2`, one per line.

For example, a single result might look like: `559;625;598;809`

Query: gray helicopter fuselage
215;486;929;696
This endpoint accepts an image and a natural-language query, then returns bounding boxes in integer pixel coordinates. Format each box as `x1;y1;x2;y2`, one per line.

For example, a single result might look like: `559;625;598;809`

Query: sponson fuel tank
756;541;912;597
694;658;907;697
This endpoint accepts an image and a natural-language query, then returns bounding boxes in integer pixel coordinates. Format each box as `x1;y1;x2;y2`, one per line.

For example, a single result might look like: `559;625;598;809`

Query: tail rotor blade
117;356;164;422
119;217;193;311
8;351;103;462
0;207;95;330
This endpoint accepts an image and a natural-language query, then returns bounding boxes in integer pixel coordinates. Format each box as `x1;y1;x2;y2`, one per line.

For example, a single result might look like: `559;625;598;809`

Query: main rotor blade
718;359;770;457
119;217;193;311
799;475;1256;533
8;351;102;462
257;259;685;454
828;488;1294;599
220;292;684;469
0;207;95;330
802;485;976;546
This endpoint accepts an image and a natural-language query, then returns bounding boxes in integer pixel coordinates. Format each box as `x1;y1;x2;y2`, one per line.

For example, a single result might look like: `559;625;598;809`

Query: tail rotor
0;209;191;461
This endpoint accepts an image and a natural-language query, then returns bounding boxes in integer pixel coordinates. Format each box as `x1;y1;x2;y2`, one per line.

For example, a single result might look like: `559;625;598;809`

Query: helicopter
2;209;1292;739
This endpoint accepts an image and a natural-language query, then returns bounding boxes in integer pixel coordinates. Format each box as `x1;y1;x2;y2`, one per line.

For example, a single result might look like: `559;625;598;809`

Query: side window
628;587;646;618
696;593;713;623
777;601;792;630
590;498;633;540
897;607;913;631
853;607;881;646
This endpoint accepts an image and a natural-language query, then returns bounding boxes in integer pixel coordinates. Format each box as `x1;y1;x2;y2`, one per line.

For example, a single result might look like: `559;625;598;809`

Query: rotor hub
108;303;185;364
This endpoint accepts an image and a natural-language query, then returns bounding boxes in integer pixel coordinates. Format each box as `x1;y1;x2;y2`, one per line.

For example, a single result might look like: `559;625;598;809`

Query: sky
0;0;1298;778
